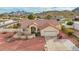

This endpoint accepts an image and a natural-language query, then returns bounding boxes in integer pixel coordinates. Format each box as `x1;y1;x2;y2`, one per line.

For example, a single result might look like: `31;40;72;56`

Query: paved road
0;21;17;28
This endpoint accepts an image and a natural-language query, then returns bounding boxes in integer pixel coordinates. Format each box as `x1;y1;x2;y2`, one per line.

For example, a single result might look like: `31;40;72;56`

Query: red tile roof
74;16;79;20
0;37;45;51
20;19;59;30
75;16;79;19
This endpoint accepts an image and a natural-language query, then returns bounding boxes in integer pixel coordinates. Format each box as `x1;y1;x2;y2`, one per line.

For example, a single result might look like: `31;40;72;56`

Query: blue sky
0;7;76;14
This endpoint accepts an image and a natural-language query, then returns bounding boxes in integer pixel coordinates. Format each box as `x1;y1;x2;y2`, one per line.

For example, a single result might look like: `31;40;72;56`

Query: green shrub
35;29;41;37
35;31;41;37
45;15;52;19
37;16;41;19
67;21;73;25
8;23;20;29
12;23;20;28
12;24;18;28
28;14;36;20
63;28;74;35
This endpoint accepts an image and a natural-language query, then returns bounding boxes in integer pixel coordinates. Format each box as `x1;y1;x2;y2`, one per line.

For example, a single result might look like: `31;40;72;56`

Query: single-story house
62;21;73;28
62;21;79;31
73;21;79;30
73;16;79;21
20;19;61;37
56;16;65;22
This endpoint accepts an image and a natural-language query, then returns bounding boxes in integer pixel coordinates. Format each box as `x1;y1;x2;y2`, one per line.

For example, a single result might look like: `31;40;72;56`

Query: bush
12;23;20;28
67;21;73;25
45;15;52;19
37;16;41;19
16;23;21;27
8;23;20;29
35;31;41;37
28;14;36;20
35;29;41;37
12;24;18;28
63;28;74;35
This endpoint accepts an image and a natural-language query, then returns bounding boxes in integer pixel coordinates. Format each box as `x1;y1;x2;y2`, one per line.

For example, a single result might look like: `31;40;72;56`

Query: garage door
44;31;57;36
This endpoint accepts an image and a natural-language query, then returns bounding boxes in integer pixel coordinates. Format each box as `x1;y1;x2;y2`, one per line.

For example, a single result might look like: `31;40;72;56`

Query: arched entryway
31;27;36;34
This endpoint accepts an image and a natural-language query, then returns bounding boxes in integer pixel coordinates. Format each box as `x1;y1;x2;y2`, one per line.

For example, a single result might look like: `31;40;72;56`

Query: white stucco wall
41;26;59;36
56;25;61;30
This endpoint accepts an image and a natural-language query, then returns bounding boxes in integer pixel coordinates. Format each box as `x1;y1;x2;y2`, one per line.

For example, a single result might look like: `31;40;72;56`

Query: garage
43;31;58;36
41;26;59;37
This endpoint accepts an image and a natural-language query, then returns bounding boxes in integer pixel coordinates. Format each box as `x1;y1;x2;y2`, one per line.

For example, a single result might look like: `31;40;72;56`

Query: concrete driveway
45;37;76;51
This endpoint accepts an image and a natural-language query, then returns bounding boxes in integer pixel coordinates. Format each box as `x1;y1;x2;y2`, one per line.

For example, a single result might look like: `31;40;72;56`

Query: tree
16;23;21;27
45;15;52;19
28;14;36;20
12;23;21;29
67;21;73;25
37;16;41;19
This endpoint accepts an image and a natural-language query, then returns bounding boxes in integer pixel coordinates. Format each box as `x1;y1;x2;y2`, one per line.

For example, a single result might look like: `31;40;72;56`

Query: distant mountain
0;7;77;19
0;11;32;16
9;11;31;15
72;7;79;12
0;7;76;14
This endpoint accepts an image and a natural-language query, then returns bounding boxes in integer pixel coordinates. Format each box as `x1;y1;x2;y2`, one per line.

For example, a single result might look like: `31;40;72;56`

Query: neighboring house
0;20;17;28
71;16;79;30
62;21;73;28
62;20;79;31
56;16;65;23
73;16;79;21
73;22;79;30
20;19;61;37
